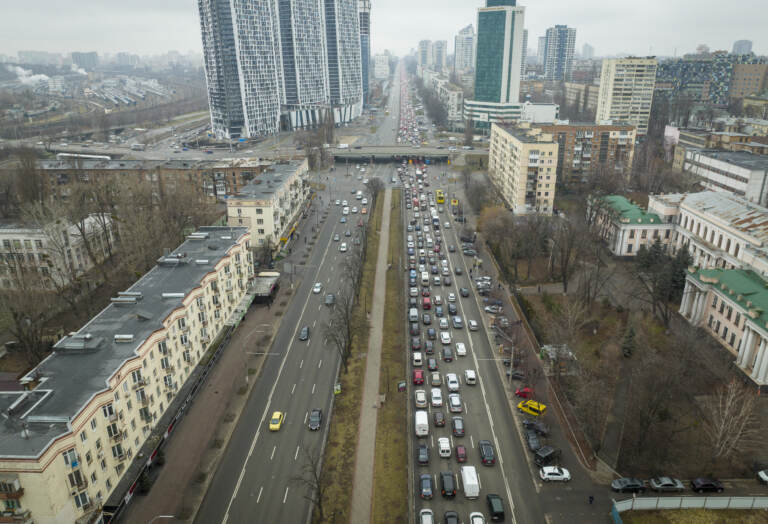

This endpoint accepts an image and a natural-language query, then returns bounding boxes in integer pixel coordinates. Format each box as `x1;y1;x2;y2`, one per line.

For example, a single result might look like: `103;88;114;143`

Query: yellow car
269;411;285;431
517;400;547;417
361;207;368;214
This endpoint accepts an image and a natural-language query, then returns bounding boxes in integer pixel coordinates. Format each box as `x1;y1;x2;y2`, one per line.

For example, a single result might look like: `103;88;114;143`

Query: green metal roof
689;267;768;328
603;195;663;225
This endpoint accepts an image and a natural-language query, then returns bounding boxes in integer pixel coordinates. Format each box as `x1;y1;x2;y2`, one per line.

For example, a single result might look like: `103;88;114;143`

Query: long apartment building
595;57;657;136
9;158;272;201
0;227;252;523
488;122;559;215
537;121;636;184
564;81;599;114
0;214;115;289
671;128;768;170
197;0;362;139
682;149;768;206
227;160;310;248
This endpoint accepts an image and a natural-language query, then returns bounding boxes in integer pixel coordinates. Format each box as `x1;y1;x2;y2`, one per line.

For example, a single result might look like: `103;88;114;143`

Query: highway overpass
332;145;486;163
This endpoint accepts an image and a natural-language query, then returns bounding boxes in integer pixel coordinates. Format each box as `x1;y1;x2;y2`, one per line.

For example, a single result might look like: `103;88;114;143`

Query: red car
434;245;441;253
515;387;533;399
421;289;430;297
455;444;467;463
413;369;424;385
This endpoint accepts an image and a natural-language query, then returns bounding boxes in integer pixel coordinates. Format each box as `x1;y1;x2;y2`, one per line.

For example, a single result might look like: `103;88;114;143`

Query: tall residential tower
542;25;576;81
596;57;658;135
358;0;371;104
454;24;476;72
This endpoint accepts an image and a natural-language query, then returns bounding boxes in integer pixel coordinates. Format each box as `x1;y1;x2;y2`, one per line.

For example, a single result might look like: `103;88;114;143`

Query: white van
415;410;429;437
461;466;480;499
465;369;477;385
421;272;430;285
409;308;419;322
356;190;363;200
413;352;423;367
342;206;350;215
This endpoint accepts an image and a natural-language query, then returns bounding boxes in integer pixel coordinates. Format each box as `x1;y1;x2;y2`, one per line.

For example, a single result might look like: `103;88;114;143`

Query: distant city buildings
197;0;363;140
488;122;559;215
563;81;599;113
582;43;594;60
454;24;476;73
596;57;657;136
732;39;753;55
373;54;389;80
431;40;448;73
537;36;546;66
542;25;576;81
71;51;98;71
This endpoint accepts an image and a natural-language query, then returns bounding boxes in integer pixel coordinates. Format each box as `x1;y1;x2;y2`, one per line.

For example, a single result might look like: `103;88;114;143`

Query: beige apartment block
488;123;559;215
226;160;310;248
595;57;657;136
0;226;252;523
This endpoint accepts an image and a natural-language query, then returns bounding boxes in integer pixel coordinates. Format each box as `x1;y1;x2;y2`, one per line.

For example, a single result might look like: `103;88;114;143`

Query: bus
436;190;445;204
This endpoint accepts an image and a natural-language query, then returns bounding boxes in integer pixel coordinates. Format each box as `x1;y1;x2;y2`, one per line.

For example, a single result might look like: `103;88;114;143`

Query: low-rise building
681;267;768;386
563;81;599;113
488;123;558;215
742;94;768;119
537;121;635;184
464;100;559;130
591;195;673;256
683;149;768;205
226;160;310;248
0;226;251;523
0;214;115;289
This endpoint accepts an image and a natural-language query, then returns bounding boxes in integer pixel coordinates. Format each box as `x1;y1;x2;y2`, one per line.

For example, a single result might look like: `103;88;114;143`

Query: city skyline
0;0;766;59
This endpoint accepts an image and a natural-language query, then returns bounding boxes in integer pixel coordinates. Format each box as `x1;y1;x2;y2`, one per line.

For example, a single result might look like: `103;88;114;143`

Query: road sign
334;383;342;395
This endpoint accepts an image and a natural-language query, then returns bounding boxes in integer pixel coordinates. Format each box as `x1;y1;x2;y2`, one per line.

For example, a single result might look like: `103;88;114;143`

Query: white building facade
373;54;389;80
595;57;657;136
682;149;768;207
454;24;475;72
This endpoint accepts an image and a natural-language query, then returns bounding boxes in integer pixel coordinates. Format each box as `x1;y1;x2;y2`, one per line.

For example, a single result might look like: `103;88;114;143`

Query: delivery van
409;308;419;322
415;410;429;437
461;466;479;499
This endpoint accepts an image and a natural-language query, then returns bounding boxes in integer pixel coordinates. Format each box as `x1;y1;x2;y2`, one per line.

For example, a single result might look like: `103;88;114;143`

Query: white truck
414;410;429;437
337;143;349;149
461;466;479;499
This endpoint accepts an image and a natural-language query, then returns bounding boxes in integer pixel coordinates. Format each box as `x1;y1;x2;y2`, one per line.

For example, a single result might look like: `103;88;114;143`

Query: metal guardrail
614;495;768;512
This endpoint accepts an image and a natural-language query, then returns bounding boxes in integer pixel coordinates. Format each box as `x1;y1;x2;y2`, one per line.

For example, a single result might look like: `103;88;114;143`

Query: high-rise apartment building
521;29;528;77
374;53;389;79
198;0;362;139
358;0;371;104
454;25;476;72
733;40;753;55
71;51;99;71
542;25;576;81
596;57;657;136
582;43;594;60
432;40;448;73
418;40;432;69
488;122;559;215
537;36;546;65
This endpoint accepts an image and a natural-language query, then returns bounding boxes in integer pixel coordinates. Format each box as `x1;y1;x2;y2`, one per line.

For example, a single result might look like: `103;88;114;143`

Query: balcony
70;478;89;490
108;412;117;423
162;365;175;374
0;509;32;523
0;488;23;500
138;396;149;407
109;430;123;442
131;379;148;390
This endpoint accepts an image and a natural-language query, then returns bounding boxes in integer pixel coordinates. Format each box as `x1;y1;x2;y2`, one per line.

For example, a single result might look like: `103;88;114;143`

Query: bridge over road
332;145;487;163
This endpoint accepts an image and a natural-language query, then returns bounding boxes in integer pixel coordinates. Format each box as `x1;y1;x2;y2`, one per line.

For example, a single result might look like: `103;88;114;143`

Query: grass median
315;193;383;523
372;189;407;523
623;509;768;524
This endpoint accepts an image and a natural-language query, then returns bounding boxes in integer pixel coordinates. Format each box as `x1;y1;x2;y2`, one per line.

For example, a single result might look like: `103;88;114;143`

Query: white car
444;222;451;229
446;373;460;392
431;388;443;407
468;320;479;331
342;207;349;216
448;393;462;413
434;295;443;305
407;242;415;249
342;200;348;206
439;318;449;330
335;199;341;205
469;513;486;524
440;331;451;345
312;282;323;294
362;198;368;205
464;369;477;385
430;371;441;386
438;437;451;458
448;293;456;302
414;389;427;408
413;352;423;367
351;206;358;214
410;287;418;297
455;342;467;356
540;466;571;482
339;243;348;252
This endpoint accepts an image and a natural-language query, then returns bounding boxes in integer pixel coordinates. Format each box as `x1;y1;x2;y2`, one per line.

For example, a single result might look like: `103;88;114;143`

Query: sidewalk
349;189;392;524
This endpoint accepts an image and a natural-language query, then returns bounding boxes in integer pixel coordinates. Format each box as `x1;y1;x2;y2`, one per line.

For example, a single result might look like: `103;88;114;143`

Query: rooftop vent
162;293;185;299
195;259;209;265
111;296;138;304
188;232;210;240
114;334;134;343
118;291;143;299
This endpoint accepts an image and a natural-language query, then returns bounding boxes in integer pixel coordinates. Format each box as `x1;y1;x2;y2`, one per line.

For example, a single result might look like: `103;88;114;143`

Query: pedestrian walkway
349;189;392;524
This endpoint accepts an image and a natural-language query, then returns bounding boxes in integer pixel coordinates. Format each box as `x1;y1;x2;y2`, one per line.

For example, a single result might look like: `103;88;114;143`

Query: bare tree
551;296;589;345
463;120;474;147
291;446;329;521
701;381;761;460
342;243;364;299
367;177;384;207
323;290;355;373
550;218;583;294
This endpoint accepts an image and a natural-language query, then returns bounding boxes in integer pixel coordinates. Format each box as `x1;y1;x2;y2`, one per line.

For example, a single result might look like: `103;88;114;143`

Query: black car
479;440;496;465
424;340;435;355
422;313;432;325
455;267;463;275
427;328;436;340
434;305;444;317
308;408;322;430
525;429;542;452
419;473;433;499
417;444;429;465
611;478;646;493
325;293;335;306
410;323;420;336
443;276;452;286
444;511;459;524
440;471;456;498
433;411;446;427
459;287;470;297
452;416;465;437
448;303;457;315
431;265;439;275
690;477;724;493
411;337;421;351
299;326;310;341
522;419;550;437
442;347;454;362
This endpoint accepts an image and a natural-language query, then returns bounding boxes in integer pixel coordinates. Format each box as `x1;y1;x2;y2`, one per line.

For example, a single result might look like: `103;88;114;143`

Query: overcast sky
1;0;764;59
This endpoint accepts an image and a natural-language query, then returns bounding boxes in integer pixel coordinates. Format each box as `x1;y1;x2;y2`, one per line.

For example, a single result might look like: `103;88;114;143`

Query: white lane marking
313;320;316;328
221;223;338;524
256;486;263;504
464;402;469;414
300;359;304;369
270;446;276;461
304;411;308;424
312;383;316;394
318;359;322;368
470;435;475;448
283;487;289;504
291;383;296;395
295;446;300;461
431;435;434;447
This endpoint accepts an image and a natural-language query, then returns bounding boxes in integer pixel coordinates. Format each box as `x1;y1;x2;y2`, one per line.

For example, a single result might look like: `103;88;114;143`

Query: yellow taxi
517;400;547;417
361;207;368;214
269;411;285;431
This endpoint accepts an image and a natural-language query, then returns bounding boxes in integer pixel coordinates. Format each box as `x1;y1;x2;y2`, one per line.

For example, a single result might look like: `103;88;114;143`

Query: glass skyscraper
473;0;525;104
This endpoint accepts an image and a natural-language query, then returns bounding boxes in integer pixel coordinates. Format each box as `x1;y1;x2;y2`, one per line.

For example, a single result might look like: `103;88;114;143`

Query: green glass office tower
473;1;525;104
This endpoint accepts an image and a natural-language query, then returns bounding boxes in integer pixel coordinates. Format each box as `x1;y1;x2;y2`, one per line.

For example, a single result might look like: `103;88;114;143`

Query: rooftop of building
689;267;768;328
0;226;248;458
36;158;271;171
230;162;305;202
495;124;554;144
682;191;768;245
603;195;664;225
690;149;768;170
546;120;635;129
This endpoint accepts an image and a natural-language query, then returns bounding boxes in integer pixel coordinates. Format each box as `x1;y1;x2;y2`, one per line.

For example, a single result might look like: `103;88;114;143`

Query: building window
729;333;736;346
73;491;90;509
90;419;97;430
111;443;124;459
178;317;186;330
79;431;87;443
712;297;718;308
726;306;732;320
102;403;114;418
256;209;263;214
100;459;107;471
719;302;725;314
641;230;647;239
722;326;728;339
62;448;78;466
708;315;714;327
626;244;632;253
629;230;635;239
735;312;741;325
665;230;670;239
